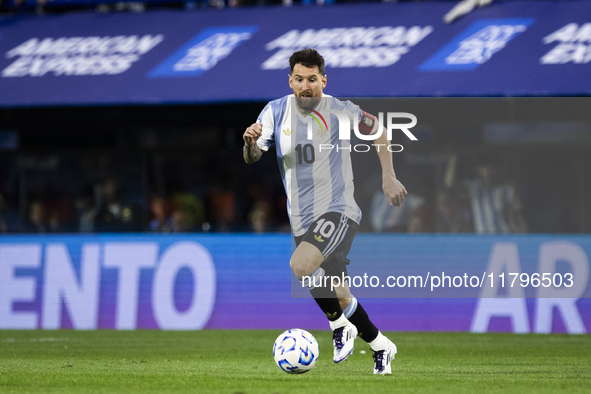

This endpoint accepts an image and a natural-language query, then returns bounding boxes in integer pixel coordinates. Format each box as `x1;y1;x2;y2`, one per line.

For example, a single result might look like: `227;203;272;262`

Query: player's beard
295;95;321;113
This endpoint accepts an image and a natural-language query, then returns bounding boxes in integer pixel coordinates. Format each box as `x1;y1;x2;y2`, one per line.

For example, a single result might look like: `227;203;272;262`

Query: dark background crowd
0;98;590;235
0;0;588;235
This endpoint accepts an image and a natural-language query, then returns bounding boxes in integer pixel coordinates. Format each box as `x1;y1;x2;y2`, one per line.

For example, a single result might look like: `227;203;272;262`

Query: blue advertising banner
0;1;590;107
0;233;589;333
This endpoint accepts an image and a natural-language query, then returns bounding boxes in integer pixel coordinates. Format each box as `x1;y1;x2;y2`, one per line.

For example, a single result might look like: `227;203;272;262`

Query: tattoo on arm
243;144;262;164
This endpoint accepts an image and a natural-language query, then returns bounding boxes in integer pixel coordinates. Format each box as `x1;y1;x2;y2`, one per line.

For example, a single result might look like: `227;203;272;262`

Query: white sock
329;314;349;331
368;332;389;351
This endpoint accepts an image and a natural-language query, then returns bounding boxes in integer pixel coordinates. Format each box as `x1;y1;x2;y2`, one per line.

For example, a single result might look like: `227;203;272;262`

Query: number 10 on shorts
313;219;336;241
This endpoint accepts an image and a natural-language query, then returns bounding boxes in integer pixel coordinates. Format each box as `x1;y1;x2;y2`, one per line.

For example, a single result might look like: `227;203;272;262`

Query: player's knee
290;255;319;280
290;258;309;280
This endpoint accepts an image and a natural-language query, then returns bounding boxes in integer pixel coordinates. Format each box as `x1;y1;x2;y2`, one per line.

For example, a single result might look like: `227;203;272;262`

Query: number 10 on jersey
295;144;315;164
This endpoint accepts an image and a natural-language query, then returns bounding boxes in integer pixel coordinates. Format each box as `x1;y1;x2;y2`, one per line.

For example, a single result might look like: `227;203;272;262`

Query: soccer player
243;49;407;375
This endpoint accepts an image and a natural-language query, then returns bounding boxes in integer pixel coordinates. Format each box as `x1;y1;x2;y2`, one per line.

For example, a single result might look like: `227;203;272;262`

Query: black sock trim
348;301;379;342
310;286;342;321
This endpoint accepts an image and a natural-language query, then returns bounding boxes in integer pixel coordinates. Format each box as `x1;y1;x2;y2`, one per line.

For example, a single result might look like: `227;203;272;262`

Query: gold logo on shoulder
282;128;292;136
326;312;338;319
314;234;324;243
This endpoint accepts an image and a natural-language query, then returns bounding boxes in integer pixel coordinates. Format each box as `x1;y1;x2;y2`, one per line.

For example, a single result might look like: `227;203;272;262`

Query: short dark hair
289;49;325;75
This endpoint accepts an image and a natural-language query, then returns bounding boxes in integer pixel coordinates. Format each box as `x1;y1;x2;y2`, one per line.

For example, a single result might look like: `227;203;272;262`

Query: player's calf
296;262;357;363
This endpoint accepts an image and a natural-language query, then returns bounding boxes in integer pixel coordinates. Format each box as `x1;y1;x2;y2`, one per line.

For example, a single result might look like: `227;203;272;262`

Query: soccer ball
273;329;319;374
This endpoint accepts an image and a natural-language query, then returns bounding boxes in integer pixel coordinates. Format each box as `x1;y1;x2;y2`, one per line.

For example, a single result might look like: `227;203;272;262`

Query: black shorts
294;212;358;277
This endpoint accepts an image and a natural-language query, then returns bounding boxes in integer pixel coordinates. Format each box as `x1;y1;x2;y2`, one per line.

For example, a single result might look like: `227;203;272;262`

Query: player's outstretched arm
243;123;263;164
375;127;407;207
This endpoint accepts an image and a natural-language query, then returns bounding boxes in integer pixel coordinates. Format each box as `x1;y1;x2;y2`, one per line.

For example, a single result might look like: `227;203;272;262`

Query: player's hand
382;174;407;207
243;123;263;147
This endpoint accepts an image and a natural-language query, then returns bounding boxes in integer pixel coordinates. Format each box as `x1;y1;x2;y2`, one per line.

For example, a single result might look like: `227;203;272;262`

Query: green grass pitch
1;330;590;393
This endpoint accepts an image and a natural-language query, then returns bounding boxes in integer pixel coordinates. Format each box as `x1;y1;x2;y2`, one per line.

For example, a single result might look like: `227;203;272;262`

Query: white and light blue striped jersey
256;94;379;236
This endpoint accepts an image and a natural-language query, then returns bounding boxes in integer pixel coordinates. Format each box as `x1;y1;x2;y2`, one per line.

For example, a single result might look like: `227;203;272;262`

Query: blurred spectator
47;209;61;232
25;198;67;233
248;200;271;233
149;195;173;232
44;197;71;232
171;208;191;232
407;202;435;233
28;200;47;233
170;192;205;232
95;178;136;231
75;193;96;233
407;204;425;233
438;190;472;233
208;183;236;232
466;160;527;234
